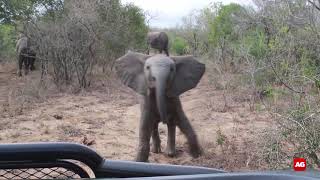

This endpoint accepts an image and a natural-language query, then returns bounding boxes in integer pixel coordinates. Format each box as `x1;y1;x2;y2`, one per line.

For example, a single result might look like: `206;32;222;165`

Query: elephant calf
115;51;205;162
147;32;169;56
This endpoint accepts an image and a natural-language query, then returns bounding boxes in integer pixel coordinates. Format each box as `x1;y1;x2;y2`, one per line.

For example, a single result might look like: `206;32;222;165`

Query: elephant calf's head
115;52;205;122
144;55;175;88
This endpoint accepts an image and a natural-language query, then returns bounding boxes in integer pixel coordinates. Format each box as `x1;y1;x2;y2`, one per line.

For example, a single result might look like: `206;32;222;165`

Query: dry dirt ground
0;63;272;171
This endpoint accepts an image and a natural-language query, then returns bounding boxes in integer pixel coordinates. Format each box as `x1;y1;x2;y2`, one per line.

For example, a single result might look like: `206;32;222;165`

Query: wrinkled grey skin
147;32;169;56
16;34;36;76
115;51;205;162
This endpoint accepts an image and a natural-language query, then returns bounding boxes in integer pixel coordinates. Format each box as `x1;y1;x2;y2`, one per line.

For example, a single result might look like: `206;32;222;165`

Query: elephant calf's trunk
155;81;168;123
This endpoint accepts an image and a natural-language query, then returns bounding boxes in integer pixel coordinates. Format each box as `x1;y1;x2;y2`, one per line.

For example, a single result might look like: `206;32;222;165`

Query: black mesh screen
0;167;81;179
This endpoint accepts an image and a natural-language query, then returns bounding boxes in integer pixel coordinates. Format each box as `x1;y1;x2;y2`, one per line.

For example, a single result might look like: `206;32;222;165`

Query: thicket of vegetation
1;0;320;170
167;0;320;169
0;0;148;88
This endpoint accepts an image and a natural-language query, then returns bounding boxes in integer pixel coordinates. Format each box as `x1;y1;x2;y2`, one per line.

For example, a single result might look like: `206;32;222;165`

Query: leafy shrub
0;24;16;60
171;36;188;55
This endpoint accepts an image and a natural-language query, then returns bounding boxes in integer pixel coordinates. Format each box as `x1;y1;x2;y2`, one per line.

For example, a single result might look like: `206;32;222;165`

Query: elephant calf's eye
146;66;150;70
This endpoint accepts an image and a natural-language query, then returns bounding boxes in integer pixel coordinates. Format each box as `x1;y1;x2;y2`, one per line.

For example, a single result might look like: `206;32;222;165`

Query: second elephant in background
16;34;36;76
147;32;169;56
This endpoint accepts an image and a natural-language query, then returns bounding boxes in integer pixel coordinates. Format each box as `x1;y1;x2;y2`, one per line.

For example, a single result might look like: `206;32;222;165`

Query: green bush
171;37;188;55
0;24;16;59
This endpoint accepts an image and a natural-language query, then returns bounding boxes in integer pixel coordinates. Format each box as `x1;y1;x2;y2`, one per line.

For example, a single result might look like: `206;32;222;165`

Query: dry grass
57;124;84;138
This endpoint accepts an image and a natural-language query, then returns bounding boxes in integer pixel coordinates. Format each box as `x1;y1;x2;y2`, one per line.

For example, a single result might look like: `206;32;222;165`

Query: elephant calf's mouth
148;80;156;88
147;87;156;95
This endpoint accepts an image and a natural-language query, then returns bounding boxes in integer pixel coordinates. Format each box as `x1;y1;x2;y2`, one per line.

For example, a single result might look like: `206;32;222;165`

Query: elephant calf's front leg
166;122;176;157
136;109;154;162
151;123;161;153
136;128;152;162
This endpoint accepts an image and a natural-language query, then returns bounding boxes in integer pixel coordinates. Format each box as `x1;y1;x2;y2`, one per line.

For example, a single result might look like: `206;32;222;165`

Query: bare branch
308;0;320;11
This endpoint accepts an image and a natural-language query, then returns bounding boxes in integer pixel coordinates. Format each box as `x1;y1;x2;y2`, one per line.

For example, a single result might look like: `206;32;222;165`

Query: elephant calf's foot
189;145;203;158
135;156;149;162
165;148;176;157
135;146;150;162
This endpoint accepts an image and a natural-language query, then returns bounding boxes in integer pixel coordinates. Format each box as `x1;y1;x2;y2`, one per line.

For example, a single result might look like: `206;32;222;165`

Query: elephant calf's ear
115;52;150;95
167;56;205;97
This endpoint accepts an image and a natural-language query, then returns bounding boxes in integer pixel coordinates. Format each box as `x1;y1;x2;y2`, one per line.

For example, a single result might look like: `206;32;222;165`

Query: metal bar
95;160;226;178
0;142;103;170
0;160;90;178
